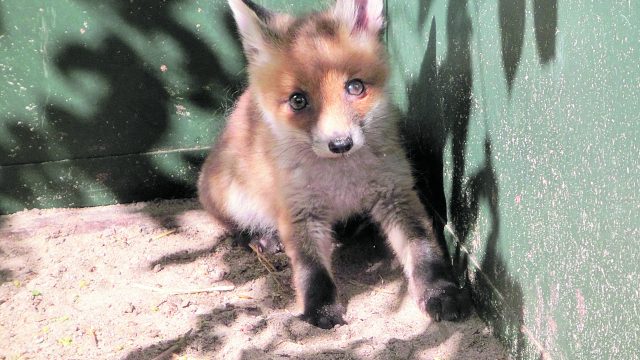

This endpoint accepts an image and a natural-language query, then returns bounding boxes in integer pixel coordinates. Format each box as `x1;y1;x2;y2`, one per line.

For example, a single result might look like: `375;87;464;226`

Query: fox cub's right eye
346;79;365;96
289;93;308;111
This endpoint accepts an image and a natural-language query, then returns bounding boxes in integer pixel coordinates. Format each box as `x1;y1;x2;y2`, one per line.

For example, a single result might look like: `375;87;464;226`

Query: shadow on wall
499;0;558;93
99;0;242;109
0;1;243;222
532;0;558;64
459;139;528;359
499;0;526;93
403;0;557;358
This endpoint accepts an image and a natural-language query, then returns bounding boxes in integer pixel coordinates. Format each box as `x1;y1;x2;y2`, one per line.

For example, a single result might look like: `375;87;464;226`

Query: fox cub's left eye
289;93;308;111
346;79;365;96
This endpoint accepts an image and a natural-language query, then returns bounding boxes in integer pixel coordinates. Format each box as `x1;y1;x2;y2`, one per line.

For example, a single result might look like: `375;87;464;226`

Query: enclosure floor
0;199;508;359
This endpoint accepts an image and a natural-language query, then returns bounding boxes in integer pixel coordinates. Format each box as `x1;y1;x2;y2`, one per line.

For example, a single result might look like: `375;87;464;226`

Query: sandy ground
0;199;508;360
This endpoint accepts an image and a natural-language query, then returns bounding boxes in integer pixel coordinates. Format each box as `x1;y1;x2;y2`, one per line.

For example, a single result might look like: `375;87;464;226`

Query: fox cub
199;0;471;328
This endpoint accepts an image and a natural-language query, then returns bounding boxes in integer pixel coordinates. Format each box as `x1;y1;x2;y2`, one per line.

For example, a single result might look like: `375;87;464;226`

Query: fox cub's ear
333;0;384;35
228;0;275;64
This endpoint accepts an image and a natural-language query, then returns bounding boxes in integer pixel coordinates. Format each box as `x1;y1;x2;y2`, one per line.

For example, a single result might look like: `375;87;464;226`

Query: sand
0;199;508;359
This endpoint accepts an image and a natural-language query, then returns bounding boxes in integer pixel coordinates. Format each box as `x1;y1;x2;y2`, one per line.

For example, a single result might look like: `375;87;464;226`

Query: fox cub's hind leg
371;187;472;322
279;213;345;329
234;229;283;254
251;232;283;254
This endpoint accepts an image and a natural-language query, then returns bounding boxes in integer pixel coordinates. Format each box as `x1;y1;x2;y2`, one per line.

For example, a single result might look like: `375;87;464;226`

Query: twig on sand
132;283;235;295
248;243;278;272
90;328;98;347
248;243;284;291
151;329;193;360
152;229;178;240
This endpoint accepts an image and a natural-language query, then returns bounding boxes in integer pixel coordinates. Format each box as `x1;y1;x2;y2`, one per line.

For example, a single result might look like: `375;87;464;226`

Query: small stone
123;303;135;314
240;318;266;333
209;267;227;282
180;300;191;308
162;302;178;316
153;264;164;273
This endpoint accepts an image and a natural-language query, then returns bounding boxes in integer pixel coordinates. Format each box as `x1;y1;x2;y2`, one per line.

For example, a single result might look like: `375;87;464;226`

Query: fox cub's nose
328;137;353;154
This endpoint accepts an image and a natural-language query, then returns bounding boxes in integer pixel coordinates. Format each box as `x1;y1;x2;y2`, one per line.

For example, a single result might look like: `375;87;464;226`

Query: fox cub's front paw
300;304;346;329
418;282;473;322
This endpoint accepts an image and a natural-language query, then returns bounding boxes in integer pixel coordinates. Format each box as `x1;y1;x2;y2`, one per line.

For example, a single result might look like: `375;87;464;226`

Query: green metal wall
1;0;638;359
0;0;243;213
389;0;639;359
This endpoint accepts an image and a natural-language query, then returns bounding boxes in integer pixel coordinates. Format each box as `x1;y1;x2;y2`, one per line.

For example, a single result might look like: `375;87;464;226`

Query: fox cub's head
229;0;390;158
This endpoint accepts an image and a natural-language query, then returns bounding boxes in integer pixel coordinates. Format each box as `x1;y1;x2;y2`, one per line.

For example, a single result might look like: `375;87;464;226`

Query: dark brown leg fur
371;186;472;322
280;212;345;329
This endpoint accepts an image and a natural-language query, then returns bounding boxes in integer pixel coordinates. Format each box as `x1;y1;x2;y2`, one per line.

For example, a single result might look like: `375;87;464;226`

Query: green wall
389;0;639;359
1;1;638;359
0;0;242;213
